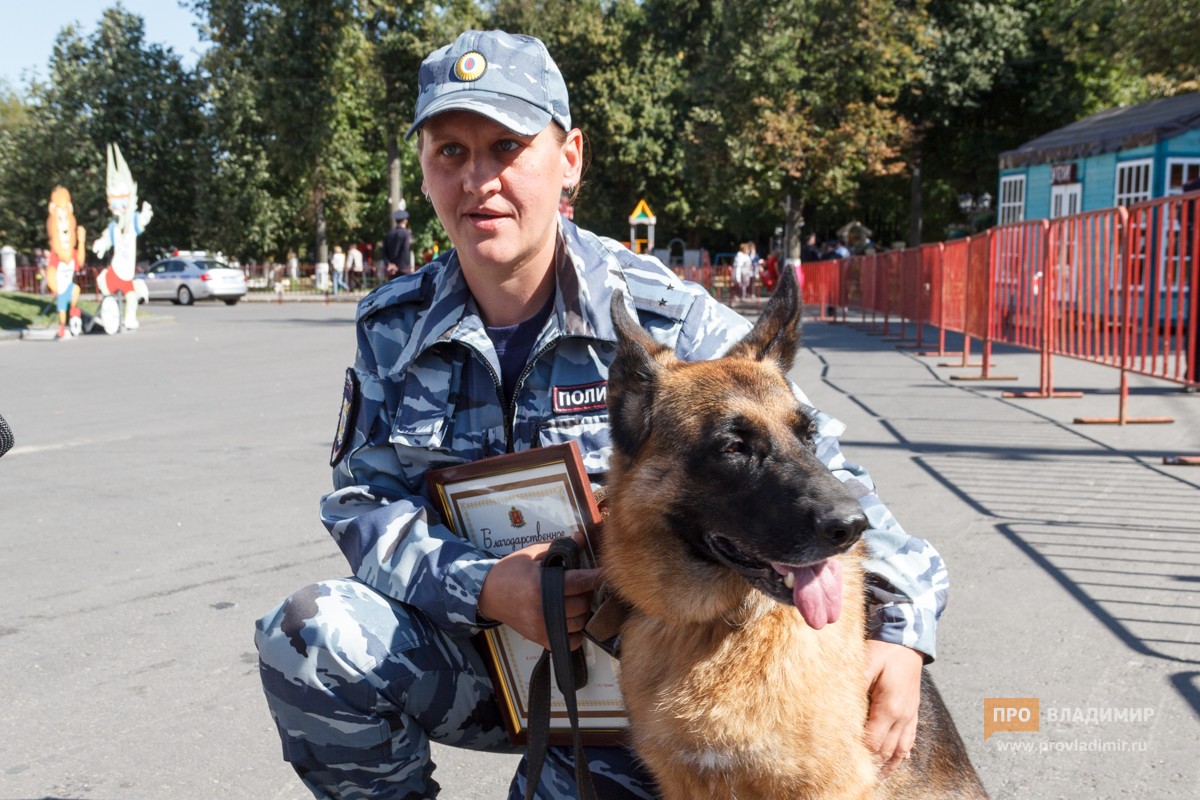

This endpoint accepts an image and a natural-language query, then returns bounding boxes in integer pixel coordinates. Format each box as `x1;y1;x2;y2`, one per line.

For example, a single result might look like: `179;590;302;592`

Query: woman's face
418;110;582;277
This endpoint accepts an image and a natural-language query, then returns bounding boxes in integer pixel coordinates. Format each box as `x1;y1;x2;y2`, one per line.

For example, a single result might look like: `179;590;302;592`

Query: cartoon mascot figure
92;143;151;331
45;186;86;339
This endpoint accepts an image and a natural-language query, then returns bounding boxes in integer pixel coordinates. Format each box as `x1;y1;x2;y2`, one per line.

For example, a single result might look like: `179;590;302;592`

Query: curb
242;292;367;303
1;311;174;342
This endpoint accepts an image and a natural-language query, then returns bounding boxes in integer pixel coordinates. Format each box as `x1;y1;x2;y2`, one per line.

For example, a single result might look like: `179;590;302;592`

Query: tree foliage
191;0;382;262
1;0;1197;261
0;9;203;258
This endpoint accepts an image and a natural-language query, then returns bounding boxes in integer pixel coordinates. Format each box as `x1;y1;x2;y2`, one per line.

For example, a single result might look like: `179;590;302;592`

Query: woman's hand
864;640;924;778
478;538;601;650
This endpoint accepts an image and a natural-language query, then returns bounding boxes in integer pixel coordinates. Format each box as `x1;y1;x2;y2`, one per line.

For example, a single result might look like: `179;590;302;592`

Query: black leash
524;537;597;800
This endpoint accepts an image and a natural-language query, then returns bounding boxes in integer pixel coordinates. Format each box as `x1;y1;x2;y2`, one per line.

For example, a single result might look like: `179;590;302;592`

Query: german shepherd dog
601;268;989;799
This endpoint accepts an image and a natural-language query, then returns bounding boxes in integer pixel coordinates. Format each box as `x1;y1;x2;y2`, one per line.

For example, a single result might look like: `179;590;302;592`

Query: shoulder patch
330;368;360;467
630;288;691;321
604;243;695;322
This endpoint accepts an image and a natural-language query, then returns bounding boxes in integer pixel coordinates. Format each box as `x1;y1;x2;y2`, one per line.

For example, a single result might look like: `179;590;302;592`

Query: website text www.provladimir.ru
993;737;1150;754
984;699;1155;754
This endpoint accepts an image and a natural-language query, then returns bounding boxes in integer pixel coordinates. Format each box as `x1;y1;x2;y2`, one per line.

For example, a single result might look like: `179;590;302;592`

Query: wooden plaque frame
427;442;628;746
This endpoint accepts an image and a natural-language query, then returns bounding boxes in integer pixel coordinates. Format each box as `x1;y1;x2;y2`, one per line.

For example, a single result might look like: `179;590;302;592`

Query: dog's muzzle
703;514;865;630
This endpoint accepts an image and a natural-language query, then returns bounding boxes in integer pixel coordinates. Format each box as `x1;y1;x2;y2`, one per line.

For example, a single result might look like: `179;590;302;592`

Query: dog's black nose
819;511;868;548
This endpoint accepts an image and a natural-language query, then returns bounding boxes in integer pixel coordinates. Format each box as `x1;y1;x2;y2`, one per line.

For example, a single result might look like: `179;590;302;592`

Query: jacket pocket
388;370;504;486
387;369;463;489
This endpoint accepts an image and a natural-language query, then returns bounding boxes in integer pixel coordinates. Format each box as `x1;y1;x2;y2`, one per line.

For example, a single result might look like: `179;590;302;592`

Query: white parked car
143;253;247;305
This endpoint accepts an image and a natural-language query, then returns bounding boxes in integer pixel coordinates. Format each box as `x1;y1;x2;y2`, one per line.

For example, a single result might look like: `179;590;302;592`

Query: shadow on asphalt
801;318;1200;719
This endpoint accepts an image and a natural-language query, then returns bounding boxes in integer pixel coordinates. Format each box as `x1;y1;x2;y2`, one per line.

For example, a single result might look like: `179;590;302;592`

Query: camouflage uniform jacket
322;219;949;659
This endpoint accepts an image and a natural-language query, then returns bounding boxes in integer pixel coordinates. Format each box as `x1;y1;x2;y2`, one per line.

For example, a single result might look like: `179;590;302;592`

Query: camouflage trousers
255;577;658;799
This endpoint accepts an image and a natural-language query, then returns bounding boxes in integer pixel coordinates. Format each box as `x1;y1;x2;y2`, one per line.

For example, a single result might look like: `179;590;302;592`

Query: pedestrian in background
801;232;821;263
760;250;780;293
330;245;348;295
383;209;413;279
315;256;330;292
732;241;754;301
346;243;364;291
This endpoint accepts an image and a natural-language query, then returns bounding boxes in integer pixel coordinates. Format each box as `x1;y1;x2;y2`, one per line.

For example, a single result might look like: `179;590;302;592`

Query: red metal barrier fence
11;265;102;295
812;190;1199;424
1010;208;1125;403
895;247;922;345
861;255;879;326
843;255;868;321
929;239;967;357
799;260;841;319
1124;192;1199;386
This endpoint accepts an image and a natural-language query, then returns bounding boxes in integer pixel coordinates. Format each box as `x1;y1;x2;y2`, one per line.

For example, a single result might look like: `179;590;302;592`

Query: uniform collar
372;218;633;380
439;217;630;346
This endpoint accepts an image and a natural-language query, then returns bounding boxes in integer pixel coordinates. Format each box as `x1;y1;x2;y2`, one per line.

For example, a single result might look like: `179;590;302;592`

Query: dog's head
605;267;868;627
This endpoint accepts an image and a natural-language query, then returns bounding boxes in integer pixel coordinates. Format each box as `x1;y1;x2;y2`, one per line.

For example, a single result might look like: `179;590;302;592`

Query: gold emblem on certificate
427;442;628;745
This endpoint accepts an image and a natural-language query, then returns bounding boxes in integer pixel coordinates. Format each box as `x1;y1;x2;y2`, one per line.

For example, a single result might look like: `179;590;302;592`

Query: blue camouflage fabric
255;217;950;798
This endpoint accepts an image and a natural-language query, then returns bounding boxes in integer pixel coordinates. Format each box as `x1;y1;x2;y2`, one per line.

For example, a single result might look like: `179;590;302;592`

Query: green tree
490;0;667;240
1116;0;1200;89
193;0;481;262
0;81;31;245
358;0;481;257
0;81;29;134
193;0;380;263
897;0;1031;244
191;4;290;260
635;0;923;257
1041;0;1199;100
906;0;1149;243
0;9;203;257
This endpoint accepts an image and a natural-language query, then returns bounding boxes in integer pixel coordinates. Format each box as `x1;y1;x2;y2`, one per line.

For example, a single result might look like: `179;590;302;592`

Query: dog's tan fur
600;271;988;799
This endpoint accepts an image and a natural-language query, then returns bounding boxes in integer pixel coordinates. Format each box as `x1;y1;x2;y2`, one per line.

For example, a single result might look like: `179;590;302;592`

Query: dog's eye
791;429;816;454
719;436;748;456
793;412;818;445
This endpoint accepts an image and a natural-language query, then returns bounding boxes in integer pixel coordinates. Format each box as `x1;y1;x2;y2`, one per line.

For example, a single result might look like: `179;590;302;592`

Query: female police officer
255;30;948;799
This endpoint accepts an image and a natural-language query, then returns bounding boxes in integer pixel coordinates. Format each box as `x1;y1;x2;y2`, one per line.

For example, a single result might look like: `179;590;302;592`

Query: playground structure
627;198;656;255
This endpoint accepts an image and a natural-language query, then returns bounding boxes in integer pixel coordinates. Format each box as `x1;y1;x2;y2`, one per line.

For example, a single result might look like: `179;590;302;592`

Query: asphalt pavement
1;296;1197;799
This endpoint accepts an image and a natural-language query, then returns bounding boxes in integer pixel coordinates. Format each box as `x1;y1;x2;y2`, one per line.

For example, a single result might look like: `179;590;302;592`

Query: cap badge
454;52;487;81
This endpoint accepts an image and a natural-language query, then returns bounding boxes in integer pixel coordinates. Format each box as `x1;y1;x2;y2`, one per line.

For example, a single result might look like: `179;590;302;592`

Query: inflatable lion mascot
46;186;86;339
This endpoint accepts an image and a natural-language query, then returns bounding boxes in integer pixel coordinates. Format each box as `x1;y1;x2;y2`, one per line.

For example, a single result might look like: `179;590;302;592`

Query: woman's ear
562;128;584;188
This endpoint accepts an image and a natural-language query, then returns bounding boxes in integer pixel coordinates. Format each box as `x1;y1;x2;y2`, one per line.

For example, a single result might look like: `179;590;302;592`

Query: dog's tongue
771;559;843;629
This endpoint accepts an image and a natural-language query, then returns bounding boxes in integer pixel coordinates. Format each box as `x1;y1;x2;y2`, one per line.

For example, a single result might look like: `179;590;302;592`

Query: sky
0;0;207;90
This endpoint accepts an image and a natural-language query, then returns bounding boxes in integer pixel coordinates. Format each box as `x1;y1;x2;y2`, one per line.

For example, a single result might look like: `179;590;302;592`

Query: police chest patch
552;381;607;414
330;368;360;467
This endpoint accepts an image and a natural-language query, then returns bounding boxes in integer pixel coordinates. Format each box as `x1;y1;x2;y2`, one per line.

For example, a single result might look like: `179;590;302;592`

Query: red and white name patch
552;381;608;414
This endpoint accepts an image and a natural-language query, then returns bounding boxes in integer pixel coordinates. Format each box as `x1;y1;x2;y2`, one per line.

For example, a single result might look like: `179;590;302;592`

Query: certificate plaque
427;442;628;746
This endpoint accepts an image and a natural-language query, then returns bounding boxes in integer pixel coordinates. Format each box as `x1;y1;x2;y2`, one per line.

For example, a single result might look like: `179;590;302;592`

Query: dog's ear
727;263;801;372
608;291;668;456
